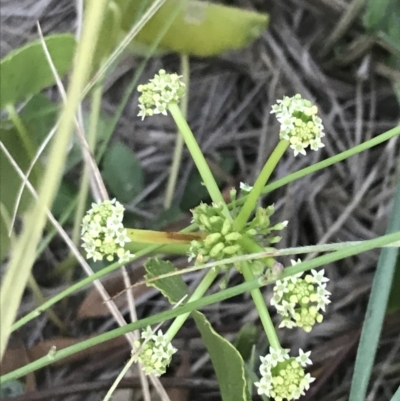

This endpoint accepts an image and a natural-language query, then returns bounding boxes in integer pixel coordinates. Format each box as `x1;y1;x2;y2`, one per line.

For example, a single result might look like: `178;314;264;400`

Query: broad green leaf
101;141;144;203
233;323;259;362
193;310;249;401
144;257;188;304
0;34;76;109
0;127;41;261
0;95;57;261
0;128;39;214
52;180;81;223
121;0;268;56
349;168;400;401
19;94;59;145
180;156;235;211
151;206;185;230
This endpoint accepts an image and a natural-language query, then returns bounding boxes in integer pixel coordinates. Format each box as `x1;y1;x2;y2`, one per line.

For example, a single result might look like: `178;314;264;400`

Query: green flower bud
222;244;241;255
224;232;242;242
209;242;225;258
220;219;232;236
204;233;223;247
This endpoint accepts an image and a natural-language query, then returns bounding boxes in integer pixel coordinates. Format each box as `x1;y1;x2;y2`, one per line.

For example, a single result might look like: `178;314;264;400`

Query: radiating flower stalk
80;70;329;399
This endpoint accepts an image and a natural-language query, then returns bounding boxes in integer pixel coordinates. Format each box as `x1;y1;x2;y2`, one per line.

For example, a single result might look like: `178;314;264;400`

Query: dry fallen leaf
77;266;153;319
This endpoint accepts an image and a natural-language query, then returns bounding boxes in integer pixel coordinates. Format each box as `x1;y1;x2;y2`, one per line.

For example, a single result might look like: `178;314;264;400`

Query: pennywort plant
77;69;335;398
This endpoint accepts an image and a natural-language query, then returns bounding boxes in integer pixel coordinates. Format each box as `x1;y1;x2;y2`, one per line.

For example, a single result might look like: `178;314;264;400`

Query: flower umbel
81;199;133;263
271;259;331;332
271;94;325;156
188;202;287;274
255;347;315;400
133;327;177;376
137;69;186;120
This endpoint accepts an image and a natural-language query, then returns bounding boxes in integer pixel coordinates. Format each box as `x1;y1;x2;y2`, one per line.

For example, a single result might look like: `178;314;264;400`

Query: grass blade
349;164;400;401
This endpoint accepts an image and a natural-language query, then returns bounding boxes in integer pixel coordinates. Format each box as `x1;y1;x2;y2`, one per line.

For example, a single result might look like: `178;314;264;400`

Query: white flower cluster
81;199;133;263
271;94;325;156
255;347;315;400
137;69;186;120
133;327;177;376
271;260;331;332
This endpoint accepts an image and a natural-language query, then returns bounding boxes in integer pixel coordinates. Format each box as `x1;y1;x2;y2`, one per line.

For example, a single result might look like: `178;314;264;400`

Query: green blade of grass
349;163;400;401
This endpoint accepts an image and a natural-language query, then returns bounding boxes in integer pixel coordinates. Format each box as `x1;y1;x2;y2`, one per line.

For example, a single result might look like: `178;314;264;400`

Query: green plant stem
3;228;400;383
168;103;228;215
241;263;280;349
166;268;220;342
234;140;289;231
239;236;280;348
164;54;189;209
239;236;276;268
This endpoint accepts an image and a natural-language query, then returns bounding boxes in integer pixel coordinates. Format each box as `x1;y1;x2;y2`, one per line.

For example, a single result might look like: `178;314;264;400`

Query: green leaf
0;128;39;214
180;156;235;211
0;204;11;262
193;310;249;401
0;95;56;261
51;180;82;223
121;0;269;56
0;34;76;108
233;323;259;362
101;141;144;203
151;206;185;230
19;94;59;145
144;257;188;304
349;168;400;401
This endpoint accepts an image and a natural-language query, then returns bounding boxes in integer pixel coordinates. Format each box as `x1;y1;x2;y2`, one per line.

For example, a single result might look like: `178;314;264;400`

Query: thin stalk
166;268;219;342
241;263;280;349
164;54;190;209
168;103;228;215
234;140;289;231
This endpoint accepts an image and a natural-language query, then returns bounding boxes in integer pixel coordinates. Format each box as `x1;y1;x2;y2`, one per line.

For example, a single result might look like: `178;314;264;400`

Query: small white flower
255;348;315;399
271;94;325;157
81;199;134;263
271;261;331;332
134;327;177;377
137;69;186;119
311;269;329;285
297;349;313;366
